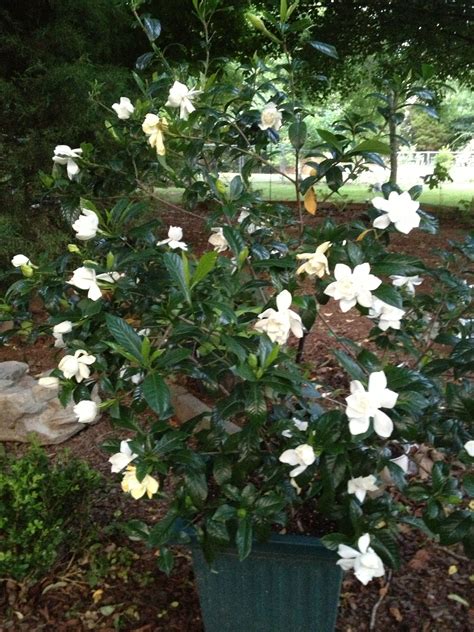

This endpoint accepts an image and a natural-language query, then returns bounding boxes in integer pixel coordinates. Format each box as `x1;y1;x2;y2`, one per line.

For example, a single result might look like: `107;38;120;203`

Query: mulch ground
1;203;473;631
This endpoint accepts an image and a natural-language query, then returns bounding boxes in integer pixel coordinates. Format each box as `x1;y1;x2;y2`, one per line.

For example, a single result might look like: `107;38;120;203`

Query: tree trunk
388;92;398;185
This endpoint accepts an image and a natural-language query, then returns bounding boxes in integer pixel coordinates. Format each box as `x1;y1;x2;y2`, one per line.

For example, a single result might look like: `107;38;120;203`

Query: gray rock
0;362;101;445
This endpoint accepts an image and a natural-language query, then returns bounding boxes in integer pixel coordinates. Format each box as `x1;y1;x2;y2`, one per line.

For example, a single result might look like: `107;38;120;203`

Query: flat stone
0;362;101;445
169;383;240;434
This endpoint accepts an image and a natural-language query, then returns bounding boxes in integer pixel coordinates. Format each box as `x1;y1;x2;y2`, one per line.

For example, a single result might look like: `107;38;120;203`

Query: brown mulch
1;204;473;631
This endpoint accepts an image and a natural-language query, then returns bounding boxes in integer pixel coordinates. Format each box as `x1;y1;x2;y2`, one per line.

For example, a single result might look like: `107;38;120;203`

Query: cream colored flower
208;227;229;253
296;241;331;277
58;349;96;382
324;263;382;312
165;81;200;120
73;400;98;424
279;444;316;477
68;266;120;301
465;440;474;457
345;371;398;438
112;96;134;120
11;254;30;267
347;475;378;503
121;465;159;499
259;102;282;131
52;145;82;180
254;290;304;345
157;226;188;250
72;209;99;241
109;440;138;473
372;191;421;234
52;321;73;348
38;376;60;389
337;534;385;585
390;275;423;295
142;113;167;155
368;299;405;331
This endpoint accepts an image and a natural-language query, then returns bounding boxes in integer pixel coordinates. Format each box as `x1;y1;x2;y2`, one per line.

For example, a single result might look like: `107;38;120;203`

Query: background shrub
0;444;101;582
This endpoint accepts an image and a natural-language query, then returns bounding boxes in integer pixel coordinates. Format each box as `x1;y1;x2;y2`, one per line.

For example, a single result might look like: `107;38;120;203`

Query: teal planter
191;533;342;632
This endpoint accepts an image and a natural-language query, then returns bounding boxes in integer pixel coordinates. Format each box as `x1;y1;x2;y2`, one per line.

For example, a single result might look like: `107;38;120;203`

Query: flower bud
248;354;258;368
20;264;34;278
68;244;80;253
246;12;267;32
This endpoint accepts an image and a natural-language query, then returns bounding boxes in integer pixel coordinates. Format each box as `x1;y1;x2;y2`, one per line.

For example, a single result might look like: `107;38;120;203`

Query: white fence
398;151;473;168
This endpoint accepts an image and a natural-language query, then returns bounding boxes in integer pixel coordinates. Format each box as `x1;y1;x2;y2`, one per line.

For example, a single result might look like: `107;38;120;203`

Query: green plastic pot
191;532;342;632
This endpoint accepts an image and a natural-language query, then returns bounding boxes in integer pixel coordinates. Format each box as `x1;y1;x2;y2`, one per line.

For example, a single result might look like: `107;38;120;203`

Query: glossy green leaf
106;315;144;363
310;40;338;59
142;372;170;417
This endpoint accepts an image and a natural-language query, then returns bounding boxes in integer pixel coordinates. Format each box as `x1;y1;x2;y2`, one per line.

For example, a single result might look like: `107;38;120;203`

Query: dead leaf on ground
389;606;403;622
408;547;432;570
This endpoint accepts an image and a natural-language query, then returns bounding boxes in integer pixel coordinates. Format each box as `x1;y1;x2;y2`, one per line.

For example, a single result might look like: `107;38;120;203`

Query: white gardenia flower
208;227;229;253
368;299;405;331
282;417;309;438
38;376;60;389
109;440;138;473
390;275;423;295
465;440;474;457
165;80;200;120
72;209;99;241
324;263;382;313
11;254;30;268
157;226;188;250
73;400;98;424
68;266;120;301
142;113;167;155
52;321;73;348
254;290;304;345
372;191;421;234
346;371;398;438
112;96;134;120
58;349;96;382
279;444;316;477
296;241;332;278
259;102;282;131
52;145;83;180
347;475;379;503
337;533;385;585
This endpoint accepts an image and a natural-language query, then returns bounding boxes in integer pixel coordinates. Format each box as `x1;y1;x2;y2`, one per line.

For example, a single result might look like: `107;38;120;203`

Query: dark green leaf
333;349;366;381
143;17;161;41
310;40;338;59
372;285;403;308
350;139;391;155
106;315;144;364
164;252;191;304
135;52;154;71
289;120;307;150
142;373;170;417
213;456;233;486
191;251;218;287
157;547;174;574
236;516;253;560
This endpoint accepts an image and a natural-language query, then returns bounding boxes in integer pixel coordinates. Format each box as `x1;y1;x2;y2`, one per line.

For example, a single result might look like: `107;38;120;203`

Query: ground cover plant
1;0;473;626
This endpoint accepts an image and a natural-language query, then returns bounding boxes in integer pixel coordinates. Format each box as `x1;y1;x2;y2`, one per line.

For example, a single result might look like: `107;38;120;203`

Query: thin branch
369;571;392;631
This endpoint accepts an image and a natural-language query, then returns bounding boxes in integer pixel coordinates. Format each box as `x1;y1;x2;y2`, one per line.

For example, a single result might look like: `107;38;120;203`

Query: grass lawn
156;182;474;209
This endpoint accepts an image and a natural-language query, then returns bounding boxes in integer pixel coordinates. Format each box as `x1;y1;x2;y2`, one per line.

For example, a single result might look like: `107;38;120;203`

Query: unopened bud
21;264;34;278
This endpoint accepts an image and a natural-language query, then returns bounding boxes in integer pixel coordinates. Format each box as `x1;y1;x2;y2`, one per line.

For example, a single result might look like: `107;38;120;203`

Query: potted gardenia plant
3;2;472;631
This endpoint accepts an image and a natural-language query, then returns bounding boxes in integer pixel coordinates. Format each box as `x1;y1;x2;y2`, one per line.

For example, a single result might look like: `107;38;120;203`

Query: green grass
155;182;474;209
